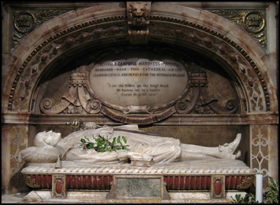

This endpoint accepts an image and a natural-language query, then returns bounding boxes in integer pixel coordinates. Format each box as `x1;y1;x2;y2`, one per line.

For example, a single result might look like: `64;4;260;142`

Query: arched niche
3;4;277;115
1;3;278;194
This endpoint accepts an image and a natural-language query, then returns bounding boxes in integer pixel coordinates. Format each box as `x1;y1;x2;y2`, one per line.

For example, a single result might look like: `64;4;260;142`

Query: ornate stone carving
236;176;253;189
209;9;267;48
24;175;40;188
38;46;239;123
40;72;102;114
149;18;268;112
211;175;225;199
8;15;270;114
127;2;150;26
12;9;70;48
176;72;238;114
127;2;151;45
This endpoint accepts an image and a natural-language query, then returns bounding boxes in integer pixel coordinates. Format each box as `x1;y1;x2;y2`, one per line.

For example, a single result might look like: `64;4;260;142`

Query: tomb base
23;190;247;203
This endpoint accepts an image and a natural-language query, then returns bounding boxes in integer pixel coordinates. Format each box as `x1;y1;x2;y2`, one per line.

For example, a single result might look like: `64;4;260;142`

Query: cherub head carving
127;2;151;26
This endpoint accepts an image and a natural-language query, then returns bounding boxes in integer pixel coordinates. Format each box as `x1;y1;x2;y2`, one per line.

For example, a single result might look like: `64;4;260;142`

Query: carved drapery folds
127;1;151;45
40;47;238;124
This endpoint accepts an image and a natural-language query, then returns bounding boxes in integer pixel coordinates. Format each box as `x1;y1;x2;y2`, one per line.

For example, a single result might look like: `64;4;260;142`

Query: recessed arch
2;4;277;114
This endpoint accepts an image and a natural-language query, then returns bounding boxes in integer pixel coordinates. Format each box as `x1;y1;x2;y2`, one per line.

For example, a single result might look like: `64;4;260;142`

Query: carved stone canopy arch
3;4;277;117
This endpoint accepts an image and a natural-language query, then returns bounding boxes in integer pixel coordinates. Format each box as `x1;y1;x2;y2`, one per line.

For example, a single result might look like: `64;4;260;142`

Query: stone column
1;124;29;194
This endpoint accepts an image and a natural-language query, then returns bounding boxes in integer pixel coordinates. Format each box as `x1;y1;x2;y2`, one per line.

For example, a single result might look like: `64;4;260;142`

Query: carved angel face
43;130;61;147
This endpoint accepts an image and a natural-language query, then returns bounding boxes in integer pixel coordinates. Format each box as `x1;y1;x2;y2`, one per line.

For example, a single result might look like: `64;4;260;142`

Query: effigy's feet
218;133;242;159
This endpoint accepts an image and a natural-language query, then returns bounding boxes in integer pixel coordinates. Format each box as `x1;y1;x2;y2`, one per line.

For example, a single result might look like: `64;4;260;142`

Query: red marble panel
56;179;62;194
214;180;222;195
66;176;70;188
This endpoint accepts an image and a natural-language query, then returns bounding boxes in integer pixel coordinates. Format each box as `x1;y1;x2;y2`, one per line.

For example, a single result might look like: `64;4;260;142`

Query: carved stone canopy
6;4;274;115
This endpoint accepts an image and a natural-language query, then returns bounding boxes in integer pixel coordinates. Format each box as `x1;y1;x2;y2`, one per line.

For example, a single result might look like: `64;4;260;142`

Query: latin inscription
89;51;188;107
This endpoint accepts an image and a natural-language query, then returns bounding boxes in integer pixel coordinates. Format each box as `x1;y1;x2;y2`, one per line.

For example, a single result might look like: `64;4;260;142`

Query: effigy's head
34;130;61;147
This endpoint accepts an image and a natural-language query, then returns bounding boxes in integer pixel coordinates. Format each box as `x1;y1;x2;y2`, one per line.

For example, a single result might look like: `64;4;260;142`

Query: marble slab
16;190;247;203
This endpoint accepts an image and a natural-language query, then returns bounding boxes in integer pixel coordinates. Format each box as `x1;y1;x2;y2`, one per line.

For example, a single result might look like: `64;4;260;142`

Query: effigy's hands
116;150;129;162
127;152;152;167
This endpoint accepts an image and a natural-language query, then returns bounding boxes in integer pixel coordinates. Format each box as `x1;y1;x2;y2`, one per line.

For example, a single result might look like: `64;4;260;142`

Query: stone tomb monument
18;44;256;203
19;122;255;203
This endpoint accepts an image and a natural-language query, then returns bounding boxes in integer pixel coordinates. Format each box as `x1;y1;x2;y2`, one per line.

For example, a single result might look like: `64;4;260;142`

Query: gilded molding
209;9;267;49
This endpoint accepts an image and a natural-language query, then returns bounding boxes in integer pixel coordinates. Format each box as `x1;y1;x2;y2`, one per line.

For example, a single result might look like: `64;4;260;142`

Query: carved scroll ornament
40;72;101;114
175;73;238;114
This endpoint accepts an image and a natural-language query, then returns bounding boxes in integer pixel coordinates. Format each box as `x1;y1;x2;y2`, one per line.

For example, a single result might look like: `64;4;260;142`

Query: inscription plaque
89;50;188;109
106;175;171;200
116;178;161;198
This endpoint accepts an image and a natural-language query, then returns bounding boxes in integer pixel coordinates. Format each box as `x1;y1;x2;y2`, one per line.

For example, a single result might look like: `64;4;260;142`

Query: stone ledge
14;190;246;203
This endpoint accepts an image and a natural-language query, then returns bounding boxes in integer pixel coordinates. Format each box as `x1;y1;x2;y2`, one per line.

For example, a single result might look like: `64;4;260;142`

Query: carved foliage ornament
39;47;239;124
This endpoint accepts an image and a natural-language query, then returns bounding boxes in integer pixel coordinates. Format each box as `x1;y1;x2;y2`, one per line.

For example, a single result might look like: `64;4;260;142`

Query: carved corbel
127;2;151;45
